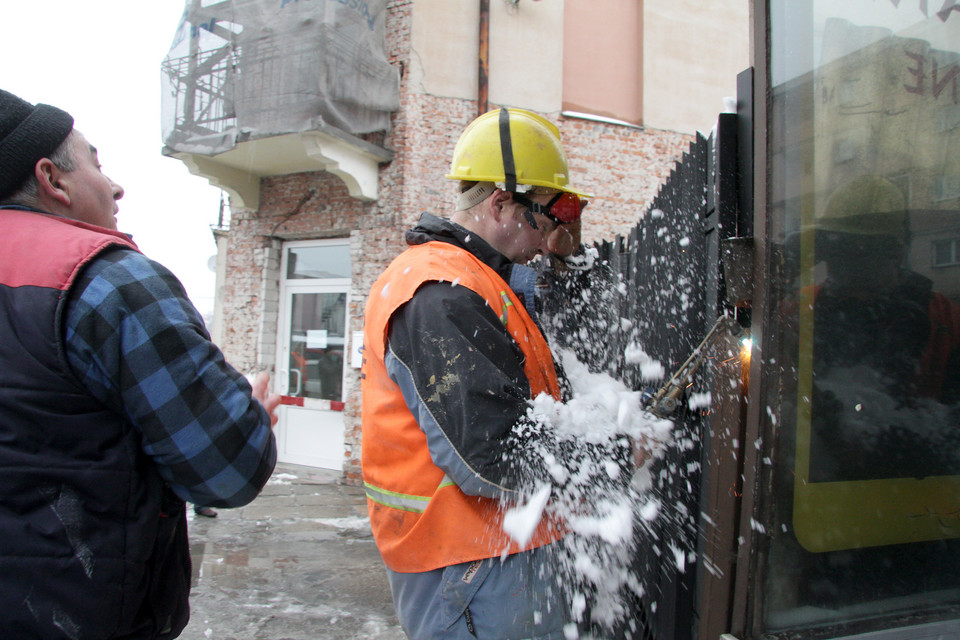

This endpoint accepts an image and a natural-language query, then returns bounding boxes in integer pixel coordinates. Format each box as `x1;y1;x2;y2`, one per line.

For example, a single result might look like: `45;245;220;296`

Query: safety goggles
512;191;583;230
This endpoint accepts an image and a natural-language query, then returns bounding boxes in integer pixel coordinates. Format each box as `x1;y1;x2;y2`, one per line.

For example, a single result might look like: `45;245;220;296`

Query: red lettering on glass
932;58;960;102
904;49;926;95
937;0;960;21
886;0;960;21
904;49;960;103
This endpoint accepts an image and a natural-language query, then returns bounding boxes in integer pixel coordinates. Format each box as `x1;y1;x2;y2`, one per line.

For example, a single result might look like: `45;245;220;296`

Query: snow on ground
268;472;300;484
310;516;372;531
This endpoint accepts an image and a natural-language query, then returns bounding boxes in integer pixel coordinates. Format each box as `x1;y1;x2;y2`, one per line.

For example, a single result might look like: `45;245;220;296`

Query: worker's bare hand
251;371;281;428
547;219;581;257
632;436;652;469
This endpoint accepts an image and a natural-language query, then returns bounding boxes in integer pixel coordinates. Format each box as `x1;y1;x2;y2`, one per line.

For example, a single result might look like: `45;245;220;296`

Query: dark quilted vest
0;208;190;639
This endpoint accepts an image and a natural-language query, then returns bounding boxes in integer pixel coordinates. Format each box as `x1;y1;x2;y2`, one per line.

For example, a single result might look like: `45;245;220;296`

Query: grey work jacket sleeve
385;281;534;500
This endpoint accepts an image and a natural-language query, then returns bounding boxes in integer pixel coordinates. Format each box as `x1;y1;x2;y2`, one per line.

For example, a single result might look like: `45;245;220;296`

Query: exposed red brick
218;0;692;485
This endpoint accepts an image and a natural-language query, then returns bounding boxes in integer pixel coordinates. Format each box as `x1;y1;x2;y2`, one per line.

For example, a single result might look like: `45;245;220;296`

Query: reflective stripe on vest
499;290;513;326
364;475;457;513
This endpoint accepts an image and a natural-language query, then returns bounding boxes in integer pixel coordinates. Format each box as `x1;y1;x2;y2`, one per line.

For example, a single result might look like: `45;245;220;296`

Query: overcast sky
1;1;222;316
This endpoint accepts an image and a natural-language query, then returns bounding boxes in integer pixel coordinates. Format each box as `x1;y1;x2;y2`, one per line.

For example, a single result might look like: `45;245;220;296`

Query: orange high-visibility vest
361;240;563;573
798;284;960;399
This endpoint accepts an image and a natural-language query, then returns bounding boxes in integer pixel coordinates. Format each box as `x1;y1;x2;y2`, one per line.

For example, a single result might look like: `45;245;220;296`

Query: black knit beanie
0;89;74;201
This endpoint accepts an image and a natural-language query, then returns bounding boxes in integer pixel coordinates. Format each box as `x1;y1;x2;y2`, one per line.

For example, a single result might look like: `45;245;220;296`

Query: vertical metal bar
183;0;203;129
697;112;748;640
736;68;755;239
730;0;769;636
478;0;490;116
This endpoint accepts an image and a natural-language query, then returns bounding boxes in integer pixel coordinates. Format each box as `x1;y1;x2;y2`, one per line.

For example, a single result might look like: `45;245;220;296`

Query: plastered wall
643;0;750;134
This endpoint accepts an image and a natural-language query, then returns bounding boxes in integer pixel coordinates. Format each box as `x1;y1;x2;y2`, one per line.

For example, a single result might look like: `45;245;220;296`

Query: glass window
933;238;959;266
286;291;347;401
764;1;960;635
286;244;351;280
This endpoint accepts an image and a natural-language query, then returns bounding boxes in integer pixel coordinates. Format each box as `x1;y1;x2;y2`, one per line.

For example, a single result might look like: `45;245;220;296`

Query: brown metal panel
696;329;749;640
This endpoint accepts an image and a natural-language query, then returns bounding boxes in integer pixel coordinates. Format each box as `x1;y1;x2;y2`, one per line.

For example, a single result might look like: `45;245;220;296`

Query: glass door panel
287;291;347;401
762;1;960;635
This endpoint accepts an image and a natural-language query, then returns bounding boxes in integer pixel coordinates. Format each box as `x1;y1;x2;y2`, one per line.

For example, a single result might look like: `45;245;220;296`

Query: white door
275;240;351;470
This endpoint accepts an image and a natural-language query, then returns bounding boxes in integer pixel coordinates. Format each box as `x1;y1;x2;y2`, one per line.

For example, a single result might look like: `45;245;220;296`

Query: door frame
273;238;352;469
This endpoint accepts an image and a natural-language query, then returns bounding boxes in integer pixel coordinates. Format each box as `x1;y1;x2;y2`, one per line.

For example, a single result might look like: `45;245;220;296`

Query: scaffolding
162;0;399;156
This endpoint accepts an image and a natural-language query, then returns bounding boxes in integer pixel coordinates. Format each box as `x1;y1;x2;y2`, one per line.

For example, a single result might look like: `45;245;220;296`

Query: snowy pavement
179;464;406;640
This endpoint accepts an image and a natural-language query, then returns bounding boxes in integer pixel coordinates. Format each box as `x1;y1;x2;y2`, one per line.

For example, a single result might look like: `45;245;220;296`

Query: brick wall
217;0;694;483
558;118;693;243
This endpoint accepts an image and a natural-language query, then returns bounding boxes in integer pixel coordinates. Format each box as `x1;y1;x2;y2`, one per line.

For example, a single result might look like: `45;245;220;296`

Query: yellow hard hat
817;175;907;238
446;108;591;197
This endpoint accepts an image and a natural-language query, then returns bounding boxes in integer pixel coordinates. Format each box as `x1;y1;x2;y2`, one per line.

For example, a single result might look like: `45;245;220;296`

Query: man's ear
487;188;512;222
34;158;71;207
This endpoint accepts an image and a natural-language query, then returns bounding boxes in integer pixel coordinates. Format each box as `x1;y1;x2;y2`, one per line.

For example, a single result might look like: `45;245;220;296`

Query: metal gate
587;94;752;639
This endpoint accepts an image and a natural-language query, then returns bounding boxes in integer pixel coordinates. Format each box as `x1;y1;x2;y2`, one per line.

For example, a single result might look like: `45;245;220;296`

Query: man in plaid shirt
0;89;279;639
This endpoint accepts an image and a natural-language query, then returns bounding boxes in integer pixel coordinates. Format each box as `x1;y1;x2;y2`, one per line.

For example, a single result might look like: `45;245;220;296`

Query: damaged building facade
161;0;749;479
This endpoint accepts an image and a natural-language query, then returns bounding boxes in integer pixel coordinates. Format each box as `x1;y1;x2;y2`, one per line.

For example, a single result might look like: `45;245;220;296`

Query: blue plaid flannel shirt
64;248;277;508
